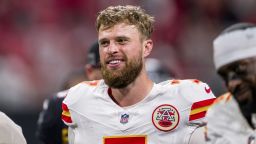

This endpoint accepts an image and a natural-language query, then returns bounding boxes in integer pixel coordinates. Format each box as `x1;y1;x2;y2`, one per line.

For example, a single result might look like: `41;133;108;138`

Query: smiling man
62;5;215;144
206;23;256;144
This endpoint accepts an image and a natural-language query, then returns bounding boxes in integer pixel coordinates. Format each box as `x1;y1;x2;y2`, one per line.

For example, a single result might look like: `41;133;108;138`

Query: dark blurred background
0;0;255;143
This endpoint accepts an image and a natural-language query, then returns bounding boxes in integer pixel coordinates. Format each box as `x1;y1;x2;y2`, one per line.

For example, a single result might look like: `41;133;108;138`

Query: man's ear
85;64;93;77
143;39;153;57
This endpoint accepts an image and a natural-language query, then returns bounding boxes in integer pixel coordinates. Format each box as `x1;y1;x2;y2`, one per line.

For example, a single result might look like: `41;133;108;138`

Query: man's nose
226;72;242;92
107;43;119;54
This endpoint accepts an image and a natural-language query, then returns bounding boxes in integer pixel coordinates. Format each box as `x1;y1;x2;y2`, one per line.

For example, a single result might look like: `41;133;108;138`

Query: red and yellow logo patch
152;104;180;132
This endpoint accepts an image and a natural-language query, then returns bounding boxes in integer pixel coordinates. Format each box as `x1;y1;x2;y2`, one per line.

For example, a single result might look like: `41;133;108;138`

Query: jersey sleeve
178;79;216;124
61;80;101;127
61;83;84;127
62;102;74;125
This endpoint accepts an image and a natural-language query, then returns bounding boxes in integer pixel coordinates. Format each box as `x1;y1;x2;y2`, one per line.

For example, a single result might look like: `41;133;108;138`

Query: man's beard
101;55;143;88
235;87;256;128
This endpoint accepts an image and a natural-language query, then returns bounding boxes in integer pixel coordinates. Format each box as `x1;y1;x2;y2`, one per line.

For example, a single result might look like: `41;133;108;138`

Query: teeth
109;60;121;64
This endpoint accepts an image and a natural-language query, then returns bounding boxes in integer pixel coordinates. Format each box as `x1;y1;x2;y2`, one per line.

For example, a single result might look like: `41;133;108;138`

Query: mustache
231;84;252;104
104;54;127;63
229;83;250;95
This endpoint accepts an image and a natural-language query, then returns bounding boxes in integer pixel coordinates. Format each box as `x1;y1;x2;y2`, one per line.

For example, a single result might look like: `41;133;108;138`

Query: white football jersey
62;79;215;144
206;93;256;144
0;111;27;144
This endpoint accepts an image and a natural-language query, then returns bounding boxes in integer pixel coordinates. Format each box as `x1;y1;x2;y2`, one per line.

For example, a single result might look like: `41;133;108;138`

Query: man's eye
235;64;248;75
100;41;109;47
117;39;127;44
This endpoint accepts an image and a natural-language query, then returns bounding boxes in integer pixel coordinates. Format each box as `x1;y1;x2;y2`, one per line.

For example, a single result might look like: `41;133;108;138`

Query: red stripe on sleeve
191;98;215;110
62;115;73;123
189;111;207;121
62;103;69;111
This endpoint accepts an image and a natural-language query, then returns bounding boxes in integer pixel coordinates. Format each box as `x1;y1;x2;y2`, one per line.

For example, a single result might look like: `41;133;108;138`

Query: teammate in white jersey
206;23;256;144
0;111;27;144
62;5;215;144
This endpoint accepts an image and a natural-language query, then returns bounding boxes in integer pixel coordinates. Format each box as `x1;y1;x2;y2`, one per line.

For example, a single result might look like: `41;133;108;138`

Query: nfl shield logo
120;113;129;124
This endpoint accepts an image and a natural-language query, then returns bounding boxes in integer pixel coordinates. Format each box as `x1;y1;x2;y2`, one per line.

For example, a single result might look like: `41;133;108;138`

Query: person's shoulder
0;112;15;126
208;92;235;112
158;79;215;101
0;111;21;134
71;79;102;89
157;79;216;123
61;80;105;126
63;80;104;105
47;84;95;102
175;79;207;86
213;92;232;105
0;112;9;125
67;79;104;95
175;79;212;92
180;79;215;99
168;79;215;103
0;111;6;118
158;79;209;88
0;112;27;144
157;79;196;86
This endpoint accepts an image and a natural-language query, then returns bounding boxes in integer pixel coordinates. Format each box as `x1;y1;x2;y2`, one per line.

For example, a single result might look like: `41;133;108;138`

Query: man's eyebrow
98;38;108;43
115;36;130;40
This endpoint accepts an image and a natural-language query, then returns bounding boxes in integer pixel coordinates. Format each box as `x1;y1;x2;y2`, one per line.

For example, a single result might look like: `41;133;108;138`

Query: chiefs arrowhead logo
152;104;180;132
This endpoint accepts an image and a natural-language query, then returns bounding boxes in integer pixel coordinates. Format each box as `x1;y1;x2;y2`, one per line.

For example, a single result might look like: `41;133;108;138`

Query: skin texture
99;23;143;88
218;57;256;128
98;22;153;107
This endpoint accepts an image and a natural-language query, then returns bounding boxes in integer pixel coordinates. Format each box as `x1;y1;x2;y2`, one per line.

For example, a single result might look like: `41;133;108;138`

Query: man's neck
110;73;153;107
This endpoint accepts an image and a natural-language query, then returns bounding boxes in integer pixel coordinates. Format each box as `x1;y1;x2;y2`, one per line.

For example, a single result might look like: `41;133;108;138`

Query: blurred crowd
0;0;256;113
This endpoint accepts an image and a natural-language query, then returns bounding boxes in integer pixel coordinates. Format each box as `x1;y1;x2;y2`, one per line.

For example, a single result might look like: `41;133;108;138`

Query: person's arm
177;80;215;144
0;112;27;144
36;96;63;144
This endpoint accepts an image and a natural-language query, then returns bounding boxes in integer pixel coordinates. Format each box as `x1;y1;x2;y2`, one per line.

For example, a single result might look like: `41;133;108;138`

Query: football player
62;5;215;144
206;23;256;144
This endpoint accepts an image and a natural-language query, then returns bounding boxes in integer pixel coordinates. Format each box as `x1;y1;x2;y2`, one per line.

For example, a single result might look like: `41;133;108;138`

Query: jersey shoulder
62;80;103;125
213;92;232;105
63;80;103;106
0;112;26;144
159;79;216;122
206;92;234;119
159;79;215;101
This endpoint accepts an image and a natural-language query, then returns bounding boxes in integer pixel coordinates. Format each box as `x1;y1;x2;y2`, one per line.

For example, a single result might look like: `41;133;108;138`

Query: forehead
218;57;256;72
98;23;140;39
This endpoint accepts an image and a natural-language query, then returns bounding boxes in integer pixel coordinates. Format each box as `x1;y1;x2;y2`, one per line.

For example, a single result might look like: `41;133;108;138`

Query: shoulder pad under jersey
167;79;216;122
62;80;102;126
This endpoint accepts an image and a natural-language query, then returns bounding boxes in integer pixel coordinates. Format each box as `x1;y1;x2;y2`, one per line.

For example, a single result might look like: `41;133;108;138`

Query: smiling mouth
104;58;126;70
107;59;122;64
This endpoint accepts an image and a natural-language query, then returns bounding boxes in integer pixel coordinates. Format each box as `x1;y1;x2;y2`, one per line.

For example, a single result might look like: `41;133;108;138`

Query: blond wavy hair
96;5;155;39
